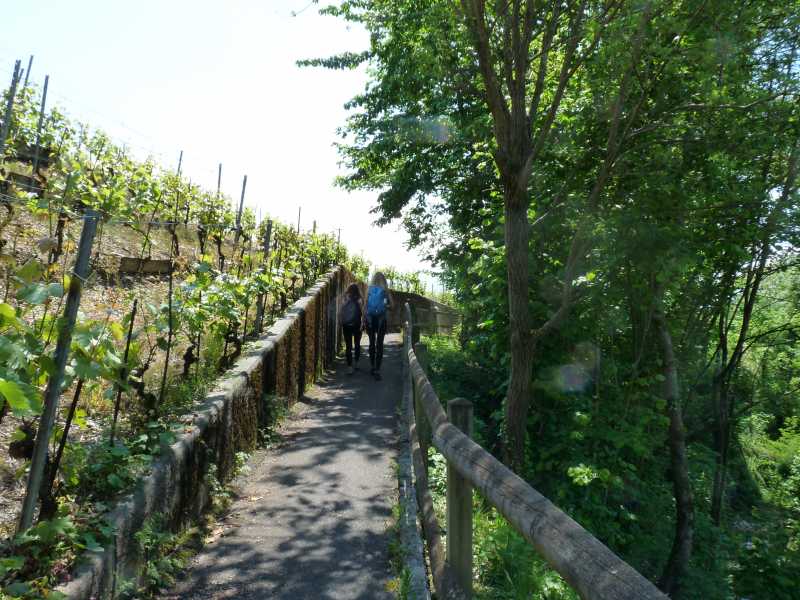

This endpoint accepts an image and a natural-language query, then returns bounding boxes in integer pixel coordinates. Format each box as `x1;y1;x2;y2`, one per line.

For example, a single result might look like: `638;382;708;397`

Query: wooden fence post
414;342;431;472
447;397;473;598
411;303;421;346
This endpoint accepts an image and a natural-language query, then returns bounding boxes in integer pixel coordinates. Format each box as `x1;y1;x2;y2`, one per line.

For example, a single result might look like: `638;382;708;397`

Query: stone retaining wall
58;267;355;599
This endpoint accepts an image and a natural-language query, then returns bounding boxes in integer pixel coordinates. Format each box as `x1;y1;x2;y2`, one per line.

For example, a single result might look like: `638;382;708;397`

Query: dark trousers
367;314;387;370
343;324;362;366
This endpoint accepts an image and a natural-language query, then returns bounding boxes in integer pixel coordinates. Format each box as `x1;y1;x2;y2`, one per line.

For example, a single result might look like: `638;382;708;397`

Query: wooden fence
402;303;668;600
388;290;460;334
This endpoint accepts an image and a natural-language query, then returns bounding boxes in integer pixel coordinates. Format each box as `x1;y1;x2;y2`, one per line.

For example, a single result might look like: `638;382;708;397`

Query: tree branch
461;0;513;159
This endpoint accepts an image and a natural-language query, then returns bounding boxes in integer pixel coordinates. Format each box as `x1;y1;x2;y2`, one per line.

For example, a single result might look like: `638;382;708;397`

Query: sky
2;0;433;275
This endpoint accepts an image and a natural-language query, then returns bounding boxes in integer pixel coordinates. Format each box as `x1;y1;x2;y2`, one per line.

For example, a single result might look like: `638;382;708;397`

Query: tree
309;0;800;594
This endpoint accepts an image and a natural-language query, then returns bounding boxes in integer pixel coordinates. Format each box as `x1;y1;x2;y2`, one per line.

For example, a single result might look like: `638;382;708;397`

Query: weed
258;396;290;448
233;451;251;478
117;516;197;599
386;486;414;599
0;507;110;599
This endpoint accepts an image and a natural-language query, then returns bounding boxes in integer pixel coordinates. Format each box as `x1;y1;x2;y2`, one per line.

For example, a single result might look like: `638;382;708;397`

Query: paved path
170;335;401;600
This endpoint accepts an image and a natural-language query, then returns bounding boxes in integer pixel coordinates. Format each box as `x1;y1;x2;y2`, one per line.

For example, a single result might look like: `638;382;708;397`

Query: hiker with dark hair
340;283;364;375
365;272;392;380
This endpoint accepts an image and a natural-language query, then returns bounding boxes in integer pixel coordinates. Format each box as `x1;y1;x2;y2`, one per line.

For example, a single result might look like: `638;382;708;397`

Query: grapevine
0;73;370;598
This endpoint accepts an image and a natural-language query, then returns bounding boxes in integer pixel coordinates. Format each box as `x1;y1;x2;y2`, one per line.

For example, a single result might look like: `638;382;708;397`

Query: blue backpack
366;285;387;317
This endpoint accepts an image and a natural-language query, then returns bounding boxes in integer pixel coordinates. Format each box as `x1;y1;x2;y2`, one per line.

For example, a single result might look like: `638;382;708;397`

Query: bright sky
2;0;432;275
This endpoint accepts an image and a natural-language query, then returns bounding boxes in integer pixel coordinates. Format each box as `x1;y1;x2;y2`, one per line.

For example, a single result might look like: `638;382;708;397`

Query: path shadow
168;337;402;600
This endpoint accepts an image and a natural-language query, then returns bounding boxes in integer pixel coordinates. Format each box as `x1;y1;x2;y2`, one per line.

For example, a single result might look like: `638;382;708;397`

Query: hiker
340;282;364;374
365;272;392;380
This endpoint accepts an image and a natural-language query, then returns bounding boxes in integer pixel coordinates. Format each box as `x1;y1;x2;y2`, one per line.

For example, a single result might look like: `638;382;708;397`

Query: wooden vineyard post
234;174;247;245
169;150;183;253
18;210;99;532
254;219;273;334
0;60;22;161
22;55;33;90
30;74;49;180
216;163;224;270
297;206;301;234
184;178;192;225
447;397;474;598
239;233;255;348
265;219;273;260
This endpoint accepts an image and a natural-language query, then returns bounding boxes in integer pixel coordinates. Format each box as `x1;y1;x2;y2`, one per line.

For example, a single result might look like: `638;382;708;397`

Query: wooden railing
402;303;667;600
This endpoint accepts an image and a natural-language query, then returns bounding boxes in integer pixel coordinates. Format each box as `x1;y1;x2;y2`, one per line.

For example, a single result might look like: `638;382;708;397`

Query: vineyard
0;58;371;598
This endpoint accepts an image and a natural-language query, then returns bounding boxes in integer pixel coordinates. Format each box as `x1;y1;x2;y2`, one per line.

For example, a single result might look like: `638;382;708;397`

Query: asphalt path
169;334;401;600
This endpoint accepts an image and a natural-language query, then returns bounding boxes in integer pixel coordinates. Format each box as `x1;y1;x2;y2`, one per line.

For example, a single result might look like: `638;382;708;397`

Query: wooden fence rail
402;303;668;600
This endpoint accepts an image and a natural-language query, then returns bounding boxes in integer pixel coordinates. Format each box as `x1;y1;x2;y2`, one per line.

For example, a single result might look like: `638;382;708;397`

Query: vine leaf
17;282;63;305
0;378;39;416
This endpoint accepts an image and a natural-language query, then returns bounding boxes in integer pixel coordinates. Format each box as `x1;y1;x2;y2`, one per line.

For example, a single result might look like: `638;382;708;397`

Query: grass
386;485;414;600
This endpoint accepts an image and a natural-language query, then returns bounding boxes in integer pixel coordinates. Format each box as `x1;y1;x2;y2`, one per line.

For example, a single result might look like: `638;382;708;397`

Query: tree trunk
503;190;534;472
654;310;694;596
710;373;730;525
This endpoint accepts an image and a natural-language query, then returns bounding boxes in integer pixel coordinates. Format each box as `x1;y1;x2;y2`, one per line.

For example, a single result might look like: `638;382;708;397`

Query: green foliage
733;416;800;597
425;445;576;599
472;508;577;600
0;509;109;599
122;516;192;598
64;436;154;501
204;452;250;516
258;396;290;448
386;501;411;599
421;334;505;451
